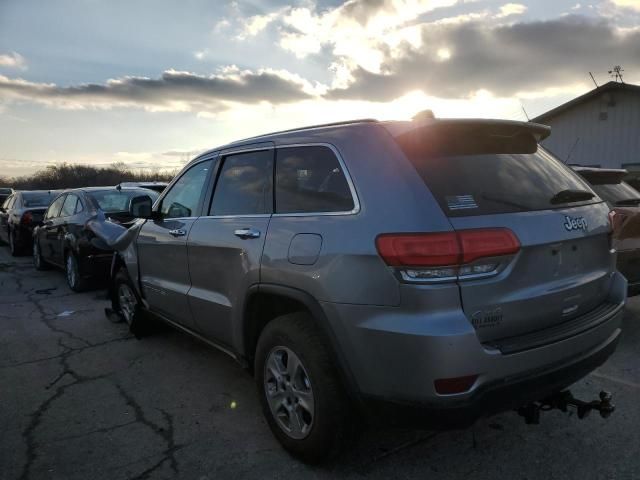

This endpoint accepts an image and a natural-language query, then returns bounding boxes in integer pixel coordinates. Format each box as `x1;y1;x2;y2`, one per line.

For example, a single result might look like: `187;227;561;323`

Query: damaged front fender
87;211;146;299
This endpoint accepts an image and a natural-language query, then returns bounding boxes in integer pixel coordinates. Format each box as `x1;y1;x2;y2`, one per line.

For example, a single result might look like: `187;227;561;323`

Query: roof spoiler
392;119;551;157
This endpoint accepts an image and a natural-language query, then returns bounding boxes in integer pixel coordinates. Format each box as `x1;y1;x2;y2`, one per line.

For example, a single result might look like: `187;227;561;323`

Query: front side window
160;160;213;219
46;195;66;219
60;194;79;217
210;150;273;216
275;146;354;214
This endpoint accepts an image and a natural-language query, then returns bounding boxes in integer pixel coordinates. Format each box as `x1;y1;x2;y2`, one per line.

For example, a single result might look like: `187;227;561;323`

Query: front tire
65;252;88;292
112;269;151;337
255;312;355;464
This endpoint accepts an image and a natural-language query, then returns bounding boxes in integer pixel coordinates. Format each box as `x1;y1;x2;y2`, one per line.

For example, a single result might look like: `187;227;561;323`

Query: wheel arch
241;283;361;401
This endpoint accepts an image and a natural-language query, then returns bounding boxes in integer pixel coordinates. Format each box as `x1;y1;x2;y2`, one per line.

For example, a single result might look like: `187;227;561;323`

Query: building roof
533;81;640;124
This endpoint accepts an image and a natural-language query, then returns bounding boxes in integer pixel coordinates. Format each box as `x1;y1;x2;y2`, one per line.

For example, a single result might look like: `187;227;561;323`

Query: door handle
234;228;261;239
169;229;187;237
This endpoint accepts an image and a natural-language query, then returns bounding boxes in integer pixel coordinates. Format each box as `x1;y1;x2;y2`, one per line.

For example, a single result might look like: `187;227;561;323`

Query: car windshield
0;188;12;195
88;189;159;213
23;192;57;207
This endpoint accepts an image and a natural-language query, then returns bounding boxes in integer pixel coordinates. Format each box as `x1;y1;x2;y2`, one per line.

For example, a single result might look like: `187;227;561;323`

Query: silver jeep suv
108;115;626;462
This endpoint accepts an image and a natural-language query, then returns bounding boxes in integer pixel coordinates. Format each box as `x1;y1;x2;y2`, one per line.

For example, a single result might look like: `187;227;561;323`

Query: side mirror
129;195;154;219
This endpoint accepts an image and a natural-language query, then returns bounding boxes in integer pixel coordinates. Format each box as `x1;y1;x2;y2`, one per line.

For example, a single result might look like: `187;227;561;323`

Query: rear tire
33;239;49;270
65;252;88;292
255;312;356;464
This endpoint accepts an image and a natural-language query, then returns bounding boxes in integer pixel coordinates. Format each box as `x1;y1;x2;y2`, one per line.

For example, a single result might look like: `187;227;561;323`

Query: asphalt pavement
1;248;639;479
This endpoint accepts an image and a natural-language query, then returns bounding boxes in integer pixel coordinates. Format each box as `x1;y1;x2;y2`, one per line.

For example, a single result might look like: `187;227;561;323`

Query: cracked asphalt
1;248;639;480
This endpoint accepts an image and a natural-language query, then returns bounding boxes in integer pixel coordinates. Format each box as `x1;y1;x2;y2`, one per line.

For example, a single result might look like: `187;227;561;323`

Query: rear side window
395;126;597;217
46;195;66;219
275;146;355;214
210;150;273;216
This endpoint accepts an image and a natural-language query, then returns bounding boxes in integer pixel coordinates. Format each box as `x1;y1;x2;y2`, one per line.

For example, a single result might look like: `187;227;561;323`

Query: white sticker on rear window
446;195;478;210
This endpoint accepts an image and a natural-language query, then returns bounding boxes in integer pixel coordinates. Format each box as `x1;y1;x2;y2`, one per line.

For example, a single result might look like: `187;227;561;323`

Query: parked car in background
0;188;14;205
103;116;625;463
573;166;640;296
0;190;59;256
117;181;168;193
33;186;158;291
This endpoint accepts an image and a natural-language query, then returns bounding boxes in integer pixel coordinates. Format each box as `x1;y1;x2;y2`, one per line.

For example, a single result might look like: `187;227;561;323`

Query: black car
0;190;59;256
33;187;158;291
0;188;14;206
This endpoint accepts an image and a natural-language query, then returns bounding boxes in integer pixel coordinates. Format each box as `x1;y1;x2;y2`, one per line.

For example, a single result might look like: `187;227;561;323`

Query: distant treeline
0;163;177;190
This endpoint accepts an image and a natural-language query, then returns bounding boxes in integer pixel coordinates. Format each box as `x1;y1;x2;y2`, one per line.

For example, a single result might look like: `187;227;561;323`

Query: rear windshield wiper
615;198;640;206
549;189;595;205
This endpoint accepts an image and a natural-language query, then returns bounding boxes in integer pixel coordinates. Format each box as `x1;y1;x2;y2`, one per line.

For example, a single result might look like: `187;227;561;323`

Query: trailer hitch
518;390;615;425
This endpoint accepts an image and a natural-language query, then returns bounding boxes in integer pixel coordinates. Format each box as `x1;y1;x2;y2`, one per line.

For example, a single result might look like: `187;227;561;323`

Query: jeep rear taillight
376;228;520;282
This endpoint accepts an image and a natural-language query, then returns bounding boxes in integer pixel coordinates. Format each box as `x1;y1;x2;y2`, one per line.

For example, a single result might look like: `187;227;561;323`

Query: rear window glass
590;182;640;206
23;192;56;207
395;126;598;217
89;189;159;213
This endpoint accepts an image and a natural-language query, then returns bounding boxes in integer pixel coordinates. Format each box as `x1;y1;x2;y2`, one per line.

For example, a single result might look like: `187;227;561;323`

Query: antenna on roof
520;103;530;121
565;137;580;164
588;72;599;89
608;66;624;83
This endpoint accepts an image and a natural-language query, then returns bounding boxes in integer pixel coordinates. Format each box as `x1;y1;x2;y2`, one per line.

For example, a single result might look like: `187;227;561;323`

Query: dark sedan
33;187;158;291
0;190;59;256
573;166;640;296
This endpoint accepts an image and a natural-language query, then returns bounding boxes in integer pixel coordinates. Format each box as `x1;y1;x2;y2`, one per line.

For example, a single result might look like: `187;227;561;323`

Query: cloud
0;67;313;113
326;15;640;101
610;0;640;11
496;3;527;18
237;12;280;39
0;52;27;70
275;0;458;71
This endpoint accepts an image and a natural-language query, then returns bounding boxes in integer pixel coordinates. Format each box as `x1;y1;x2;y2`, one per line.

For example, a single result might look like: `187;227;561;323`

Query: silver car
107;115;626;463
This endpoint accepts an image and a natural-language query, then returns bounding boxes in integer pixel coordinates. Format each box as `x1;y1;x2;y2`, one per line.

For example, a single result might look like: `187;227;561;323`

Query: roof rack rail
228;118;379;145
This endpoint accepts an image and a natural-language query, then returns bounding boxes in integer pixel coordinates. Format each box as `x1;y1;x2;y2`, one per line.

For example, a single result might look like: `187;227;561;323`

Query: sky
0;0;639;177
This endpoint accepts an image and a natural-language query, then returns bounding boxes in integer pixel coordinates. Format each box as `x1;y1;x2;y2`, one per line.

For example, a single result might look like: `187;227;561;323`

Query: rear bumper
78;251;113;280
363;328;619;428
321;272;626;418
14;224;36;248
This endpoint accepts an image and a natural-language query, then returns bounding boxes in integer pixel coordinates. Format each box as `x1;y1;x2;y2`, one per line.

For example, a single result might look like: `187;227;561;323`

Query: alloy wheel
117;283;137;325
264;346;315;440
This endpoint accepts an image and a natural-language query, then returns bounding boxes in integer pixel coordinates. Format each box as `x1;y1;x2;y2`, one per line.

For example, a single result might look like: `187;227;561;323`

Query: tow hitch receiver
518;390;615;424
